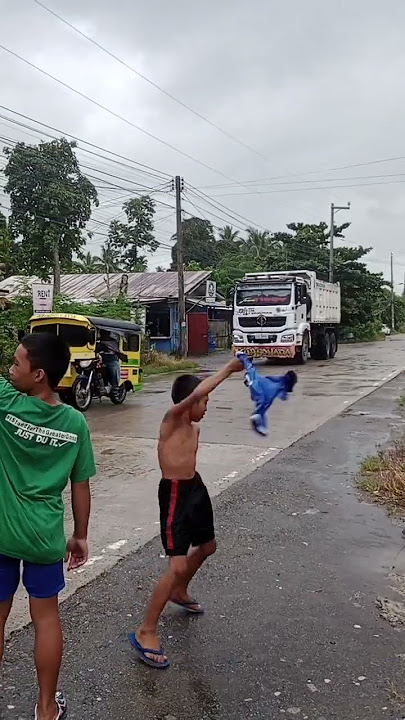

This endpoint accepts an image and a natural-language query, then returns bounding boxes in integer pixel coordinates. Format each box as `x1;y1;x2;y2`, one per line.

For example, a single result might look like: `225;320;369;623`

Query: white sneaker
250;414;268;436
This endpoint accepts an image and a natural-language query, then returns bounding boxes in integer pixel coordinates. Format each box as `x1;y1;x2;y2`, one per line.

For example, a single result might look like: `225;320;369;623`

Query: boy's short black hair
21;333;71;390
171;374;201;404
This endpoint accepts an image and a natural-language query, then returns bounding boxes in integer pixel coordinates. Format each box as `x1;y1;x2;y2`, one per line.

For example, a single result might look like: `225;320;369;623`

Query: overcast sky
1;0;405;286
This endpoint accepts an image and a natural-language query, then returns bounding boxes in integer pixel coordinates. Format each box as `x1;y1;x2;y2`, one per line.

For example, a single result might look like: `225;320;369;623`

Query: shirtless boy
131;356;243;668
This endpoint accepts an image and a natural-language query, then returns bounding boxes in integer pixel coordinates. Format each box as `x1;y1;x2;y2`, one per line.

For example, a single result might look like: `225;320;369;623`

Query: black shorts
159;473;215;556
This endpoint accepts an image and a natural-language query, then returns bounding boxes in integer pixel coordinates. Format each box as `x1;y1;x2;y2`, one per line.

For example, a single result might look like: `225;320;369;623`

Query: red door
187;313;209;355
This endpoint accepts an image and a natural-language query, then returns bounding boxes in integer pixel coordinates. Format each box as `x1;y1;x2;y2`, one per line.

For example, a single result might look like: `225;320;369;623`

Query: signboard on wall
205;279;216;304
32;284;53;314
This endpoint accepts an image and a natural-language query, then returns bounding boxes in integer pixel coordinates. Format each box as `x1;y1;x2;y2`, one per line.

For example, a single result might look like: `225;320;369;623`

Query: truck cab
232;271;340;363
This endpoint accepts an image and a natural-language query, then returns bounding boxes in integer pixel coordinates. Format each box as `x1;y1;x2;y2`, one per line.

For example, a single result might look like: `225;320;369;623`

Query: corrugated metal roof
0;271;212;302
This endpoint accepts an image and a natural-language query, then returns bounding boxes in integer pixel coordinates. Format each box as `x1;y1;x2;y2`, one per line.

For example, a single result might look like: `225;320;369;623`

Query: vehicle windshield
33;323;92;347
236;285;292;307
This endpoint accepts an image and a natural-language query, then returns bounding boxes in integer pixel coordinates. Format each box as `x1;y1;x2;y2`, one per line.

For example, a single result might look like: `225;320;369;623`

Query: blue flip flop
128;633;170;669
170;598;204;614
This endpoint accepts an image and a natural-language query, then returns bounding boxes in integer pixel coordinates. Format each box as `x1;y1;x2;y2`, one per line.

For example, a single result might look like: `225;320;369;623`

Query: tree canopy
171;217;216;270
173;217;396;340
108;196;158;271
3;138;98;293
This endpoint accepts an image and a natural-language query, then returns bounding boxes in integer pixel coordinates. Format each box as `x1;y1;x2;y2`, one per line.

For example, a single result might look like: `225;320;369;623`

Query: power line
0;106;171;183
185;184;267;231
199;156;405;190
0;131;178;214
210;178;405;197
32;0;270;165
182;191;246;234
202;171;405;191
0;45;244;183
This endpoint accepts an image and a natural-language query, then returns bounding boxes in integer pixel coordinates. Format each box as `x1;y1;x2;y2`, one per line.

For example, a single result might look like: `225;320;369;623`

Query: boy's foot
128;630;170;669
34;691;67;720
170;594;204;614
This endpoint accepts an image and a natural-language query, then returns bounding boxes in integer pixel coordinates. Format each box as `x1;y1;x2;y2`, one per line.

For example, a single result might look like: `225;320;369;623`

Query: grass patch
387;681;405;705
360;453;387;473
358;444;405;512
143;349;199;377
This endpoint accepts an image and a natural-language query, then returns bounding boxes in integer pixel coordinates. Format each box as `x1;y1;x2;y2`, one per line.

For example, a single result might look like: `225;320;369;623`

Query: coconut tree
72;251;103;273
245;228;271;259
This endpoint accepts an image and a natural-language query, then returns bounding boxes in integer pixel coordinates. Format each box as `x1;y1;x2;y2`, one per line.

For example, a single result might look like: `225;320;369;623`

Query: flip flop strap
142;647;165;656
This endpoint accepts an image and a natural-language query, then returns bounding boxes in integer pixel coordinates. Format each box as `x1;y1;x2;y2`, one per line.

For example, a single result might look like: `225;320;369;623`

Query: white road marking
107;539;128;551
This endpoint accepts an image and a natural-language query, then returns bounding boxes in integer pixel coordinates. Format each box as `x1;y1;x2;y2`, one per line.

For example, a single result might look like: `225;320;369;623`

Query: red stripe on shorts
166;479;179;551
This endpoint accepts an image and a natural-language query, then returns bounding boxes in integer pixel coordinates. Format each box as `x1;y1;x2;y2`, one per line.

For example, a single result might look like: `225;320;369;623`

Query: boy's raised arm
170;357;243;417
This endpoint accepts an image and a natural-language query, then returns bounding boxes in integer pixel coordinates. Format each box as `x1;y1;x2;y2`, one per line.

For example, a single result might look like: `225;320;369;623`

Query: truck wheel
328;331;337;359
313;332;329;361
297;331;310;364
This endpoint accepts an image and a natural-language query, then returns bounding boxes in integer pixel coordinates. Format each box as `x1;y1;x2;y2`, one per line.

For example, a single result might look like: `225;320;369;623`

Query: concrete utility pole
329;201;351;283
390;252;395;331
175;175;186;356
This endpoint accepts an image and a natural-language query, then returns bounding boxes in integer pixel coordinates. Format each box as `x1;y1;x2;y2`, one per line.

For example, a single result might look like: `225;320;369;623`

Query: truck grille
247;334;277;344
238;316;287;328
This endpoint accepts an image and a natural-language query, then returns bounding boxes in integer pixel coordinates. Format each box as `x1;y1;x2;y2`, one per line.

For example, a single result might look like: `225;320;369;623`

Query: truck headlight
281;333;295;343
80;360;92;369
233;332;243;343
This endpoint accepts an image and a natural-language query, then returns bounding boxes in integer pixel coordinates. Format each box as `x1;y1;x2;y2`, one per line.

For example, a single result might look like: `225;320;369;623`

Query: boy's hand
227;356;244;374
66;535;89;570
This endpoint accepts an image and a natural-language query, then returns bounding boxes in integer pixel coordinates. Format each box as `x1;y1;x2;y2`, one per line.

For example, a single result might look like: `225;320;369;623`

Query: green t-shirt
0;376;96;564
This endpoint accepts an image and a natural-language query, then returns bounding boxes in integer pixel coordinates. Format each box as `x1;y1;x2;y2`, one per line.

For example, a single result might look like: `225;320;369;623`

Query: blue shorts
0;555;65;601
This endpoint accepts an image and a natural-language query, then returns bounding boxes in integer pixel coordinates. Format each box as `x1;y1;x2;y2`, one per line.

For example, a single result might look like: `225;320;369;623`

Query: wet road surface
2;372;405;718
7;336;405;635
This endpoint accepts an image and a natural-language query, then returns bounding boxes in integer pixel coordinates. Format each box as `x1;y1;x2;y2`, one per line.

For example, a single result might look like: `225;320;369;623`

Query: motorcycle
71;356;127;412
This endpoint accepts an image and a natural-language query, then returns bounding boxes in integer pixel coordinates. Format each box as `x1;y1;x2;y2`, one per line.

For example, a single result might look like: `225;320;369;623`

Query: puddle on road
142;388;167;394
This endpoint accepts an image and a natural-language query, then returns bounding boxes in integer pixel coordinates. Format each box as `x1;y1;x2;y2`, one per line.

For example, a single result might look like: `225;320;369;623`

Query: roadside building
0;271;232;355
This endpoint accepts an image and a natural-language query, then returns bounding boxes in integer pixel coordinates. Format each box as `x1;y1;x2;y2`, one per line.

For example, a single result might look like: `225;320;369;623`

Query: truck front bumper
233;344;296;359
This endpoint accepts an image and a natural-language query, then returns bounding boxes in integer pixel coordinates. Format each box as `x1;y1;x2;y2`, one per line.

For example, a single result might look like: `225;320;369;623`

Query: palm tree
72;251;103;273
246;228;271;259
219;225;240;244
98;245;124;273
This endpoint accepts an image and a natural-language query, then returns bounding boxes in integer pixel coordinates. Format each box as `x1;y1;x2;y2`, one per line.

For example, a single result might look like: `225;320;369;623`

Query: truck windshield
236;286;291;307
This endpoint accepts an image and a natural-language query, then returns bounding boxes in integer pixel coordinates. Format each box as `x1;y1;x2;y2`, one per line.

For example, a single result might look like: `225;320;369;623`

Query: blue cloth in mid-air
237;353;297;435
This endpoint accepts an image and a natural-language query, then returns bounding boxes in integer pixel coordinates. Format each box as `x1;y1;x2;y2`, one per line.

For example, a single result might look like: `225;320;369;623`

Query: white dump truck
232;270;341;364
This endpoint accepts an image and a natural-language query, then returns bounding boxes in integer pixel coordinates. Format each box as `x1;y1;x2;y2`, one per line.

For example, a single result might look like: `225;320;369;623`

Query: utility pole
329;201;351;283
390;252;395;331
175;176;186;356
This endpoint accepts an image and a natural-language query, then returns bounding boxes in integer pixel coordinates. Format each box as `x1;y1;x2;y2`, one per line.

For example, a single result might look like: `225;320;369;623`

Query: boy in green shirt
0;333;96;720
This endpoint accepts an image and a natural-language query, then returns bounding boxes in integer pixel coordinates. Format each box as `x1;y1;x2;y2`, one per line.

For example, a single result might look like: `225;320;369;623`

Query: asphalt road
2;365;405;718
6;336;405;636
